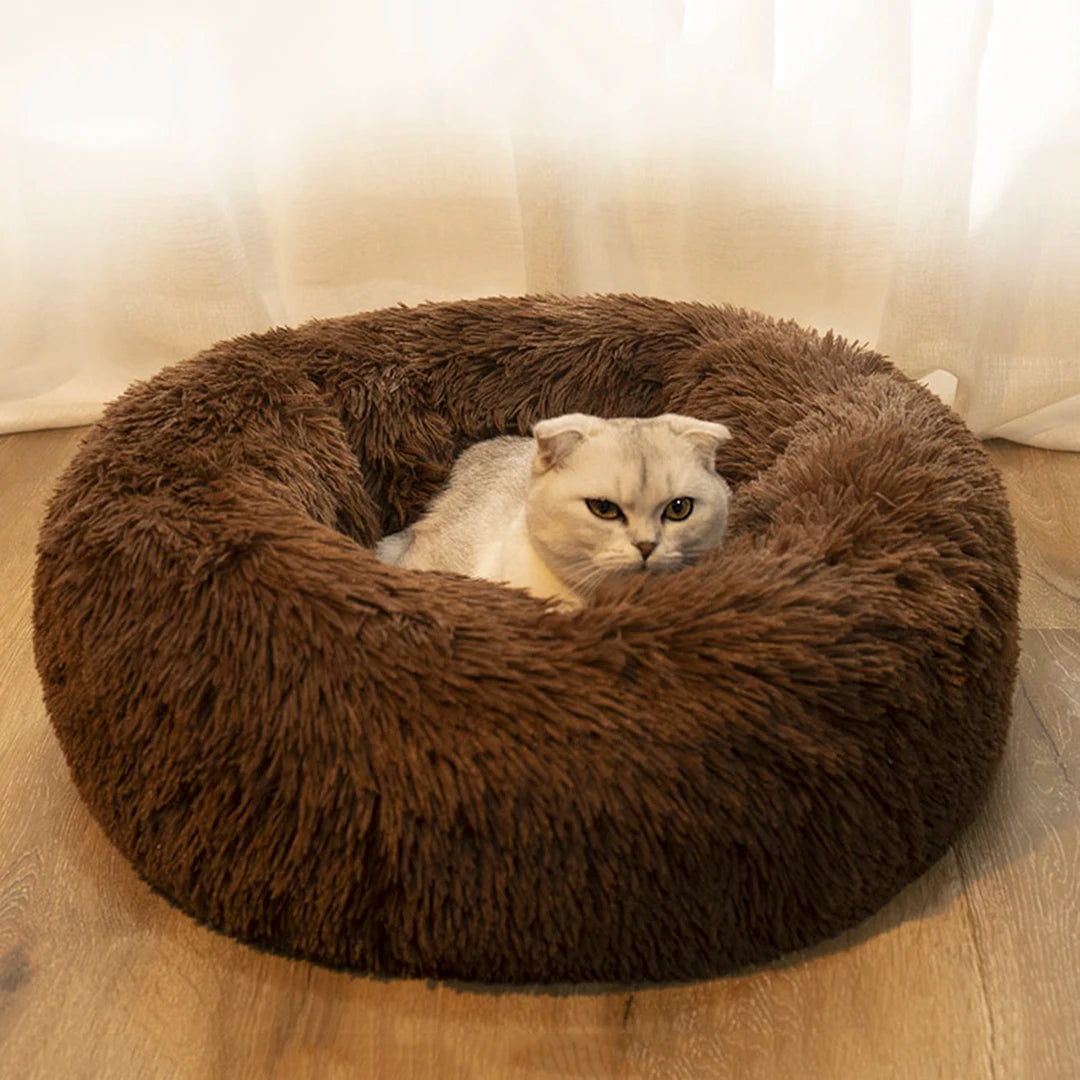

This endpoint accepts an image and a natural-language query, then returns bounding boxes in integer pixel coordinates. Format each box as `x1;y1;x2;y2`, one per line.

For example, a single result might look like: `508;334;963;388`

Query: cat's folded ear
532;413;602;472
660;414;732;470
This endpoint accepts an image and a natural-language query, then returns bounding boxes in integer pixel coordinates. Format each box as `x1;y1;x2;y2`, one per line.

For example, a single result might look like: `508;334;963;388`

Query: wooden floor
2;429;1078;1080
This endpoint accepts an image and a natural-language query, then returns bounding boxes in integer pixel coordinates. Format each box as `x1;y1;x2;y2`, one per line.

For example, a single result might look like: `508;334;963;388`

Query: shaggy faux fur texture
33;295;1019;984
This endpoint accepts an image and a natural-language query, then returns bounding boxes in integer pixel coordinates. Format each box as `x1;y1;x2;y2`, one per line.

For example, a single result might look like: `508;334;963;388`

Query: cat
374;412;733;608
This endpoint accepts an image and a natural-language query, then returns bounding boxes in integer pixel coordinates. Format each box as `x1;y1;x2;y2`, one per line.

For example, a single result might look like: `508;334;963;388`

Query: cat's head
525;412;732;599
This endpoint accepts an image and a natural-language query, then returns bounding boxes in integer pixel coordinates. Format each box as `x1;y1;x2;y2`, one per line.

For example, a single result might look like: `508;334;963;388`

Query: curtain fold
2;0;1078;446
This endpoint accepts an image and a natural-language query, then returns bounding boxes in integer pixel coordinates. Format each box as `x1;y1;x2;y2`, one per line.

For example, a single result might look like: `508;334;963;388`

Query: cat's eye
586;498;622;520
663;497;694;521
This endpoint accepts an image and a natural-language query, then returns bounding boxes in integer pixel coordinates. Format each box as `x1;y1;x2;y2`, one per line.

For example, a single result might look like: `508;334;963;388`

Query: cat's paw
373;528;412;566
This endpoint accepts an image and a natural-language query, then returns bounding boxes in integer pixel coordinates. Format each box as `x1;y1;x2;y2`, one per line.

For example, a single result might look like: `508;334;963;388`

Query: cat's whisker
564;563;615;595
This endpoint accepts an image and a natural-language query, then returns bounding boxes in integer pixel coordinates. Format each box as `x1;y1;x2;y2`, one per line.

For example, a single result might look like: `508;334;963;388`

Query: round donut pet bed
33;295;1019;984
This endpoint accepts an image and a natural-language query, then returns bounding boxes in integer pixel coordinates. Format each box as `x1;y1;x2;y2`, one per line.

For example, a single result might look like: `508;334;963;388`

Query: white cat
375;413;732;608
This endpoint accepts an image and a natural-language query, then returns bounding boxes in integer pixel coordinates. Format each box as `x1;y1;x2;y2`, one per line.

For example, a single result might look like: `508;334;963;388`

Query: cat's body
376;435;563;594
375;413;732;608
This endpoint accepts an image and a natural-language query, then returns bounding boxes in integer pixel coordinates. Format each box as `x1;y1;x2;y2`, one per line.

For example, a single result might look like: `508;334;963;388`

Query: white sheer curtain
2;0;1078;446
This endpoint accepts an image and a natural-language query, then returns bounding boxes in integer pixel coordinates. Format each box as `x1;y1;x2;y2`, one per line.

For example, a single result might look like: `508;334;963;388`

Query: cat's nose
634;540;657;561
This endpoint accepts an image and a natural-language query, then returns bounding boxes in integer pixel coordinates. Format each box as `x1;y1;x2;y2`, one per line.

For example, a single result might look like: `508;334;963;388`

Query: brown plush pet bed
33;294;1019;984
